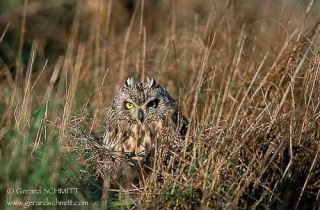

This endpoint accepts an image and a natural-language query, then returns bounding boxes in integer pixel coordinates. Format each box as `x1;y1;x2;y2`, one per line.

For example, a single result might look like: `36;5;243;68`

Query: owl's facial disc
123;96;161;124
123;100;145;124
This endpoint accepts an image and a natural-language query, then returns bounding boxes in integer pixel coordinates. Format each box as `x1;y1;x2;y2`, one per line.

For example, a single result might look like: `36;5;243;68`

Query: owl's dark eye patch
147;99;159;108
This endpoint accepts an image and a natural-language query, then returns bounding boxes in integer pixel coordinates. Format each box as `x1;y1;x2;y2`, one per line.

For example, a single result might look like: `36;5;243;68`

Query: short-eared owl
104;77;188;164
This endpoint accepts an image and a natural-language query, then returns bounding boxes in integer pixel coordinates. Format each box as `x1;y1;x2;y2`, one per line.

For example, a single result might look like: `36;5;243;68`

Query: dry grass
0;0;320;209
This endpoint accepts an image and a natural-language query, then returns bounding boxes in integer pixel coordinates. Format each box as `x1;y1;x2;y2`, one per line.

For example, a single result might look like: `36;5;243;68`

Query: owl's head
111;77;176;124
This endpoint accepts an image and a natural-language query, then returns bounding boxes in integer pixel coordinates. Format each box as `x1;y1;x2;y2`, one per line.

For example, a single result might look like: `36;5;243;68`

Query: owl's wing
180;116;189;137
170;109;189;138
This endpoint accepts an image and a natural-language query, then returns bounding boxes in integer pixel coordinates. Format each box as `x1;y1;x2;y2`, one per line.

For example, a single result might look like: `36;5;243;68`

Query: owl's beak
138;109;144;123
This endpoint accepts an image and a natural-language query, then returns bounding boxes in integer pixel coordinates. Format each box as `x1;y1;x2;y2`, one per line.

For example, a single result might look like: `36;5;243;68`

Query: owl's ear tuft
146;77;157;88
124;77;134;88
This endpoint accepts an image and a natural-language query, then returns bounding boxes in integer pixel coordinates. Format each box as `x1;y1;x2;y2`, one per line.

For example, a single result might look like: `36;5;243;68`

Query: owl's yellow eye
125;102;134;109
147;99;159;108
149;101;157;108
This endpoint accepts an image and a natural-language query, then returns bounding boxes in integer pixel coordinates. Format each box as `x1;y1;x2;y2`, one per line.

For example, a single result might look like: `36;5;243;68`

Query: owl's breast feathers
121;124;153;161
105;109;187;163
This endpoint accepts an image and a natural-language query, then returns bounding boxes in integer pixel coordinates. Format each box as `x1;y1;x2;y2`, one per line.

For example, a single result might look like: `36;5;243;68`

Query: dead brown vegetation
0;0;319;209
